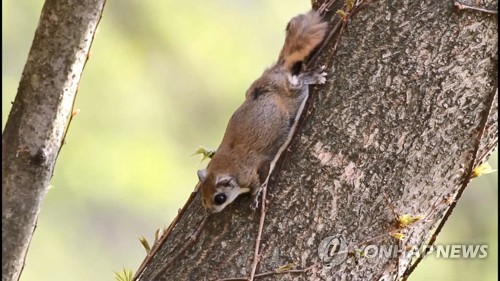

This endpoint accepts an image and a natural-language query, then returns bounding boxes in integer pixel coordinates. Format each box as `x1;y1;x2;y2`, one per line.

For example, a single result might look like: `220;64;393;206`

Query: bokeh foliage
2;1;497;280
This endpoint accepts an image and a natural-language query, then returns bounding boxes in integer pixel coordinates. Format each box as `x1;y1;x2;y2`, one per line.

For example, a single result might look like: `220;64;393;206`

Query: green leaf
154;228;164;242
275;263;296;273
114;268;133;281
139;235;151;253
346;0;355;11
192;146;216;162
336;9;347;19
472;162;496;178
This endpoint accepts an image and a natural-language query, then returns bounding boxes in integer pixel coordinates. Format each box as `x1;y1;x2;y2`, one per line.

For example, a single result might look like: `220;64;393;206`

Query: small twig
150;215;209;280
382;191;399;220
317;0;336;14
218;263;317;281
248;183;266;281
454;1;498;14
133;186;201;280
402;87;498;280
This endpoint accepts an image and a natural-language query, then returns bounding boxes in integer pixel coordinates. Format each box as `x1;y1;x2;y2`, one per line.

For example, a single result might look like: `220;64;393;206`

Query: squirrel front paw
249;185;264;210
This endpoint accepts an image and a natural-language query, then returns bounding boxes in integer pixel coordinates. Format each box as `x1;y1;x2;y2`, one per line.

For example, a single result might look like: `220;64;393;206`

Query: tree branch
134;0;497;280
2;1;106;280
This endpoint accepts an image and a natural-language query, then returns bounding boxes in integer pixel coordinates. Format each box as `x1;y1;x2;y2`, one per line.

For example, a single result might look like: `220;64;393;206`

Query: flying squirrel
197;10;328;213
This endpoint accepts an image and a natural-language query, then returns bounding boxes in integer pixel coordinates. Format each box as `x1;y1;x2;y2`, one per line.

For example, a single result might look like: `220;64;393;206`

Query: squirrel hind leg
298;67;327;85
287;67;327;88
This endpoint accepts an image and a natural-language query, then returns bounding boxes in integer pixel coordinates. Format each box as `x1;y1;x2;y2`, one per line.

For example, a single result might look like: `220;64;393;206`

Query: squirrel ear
197;169;208;182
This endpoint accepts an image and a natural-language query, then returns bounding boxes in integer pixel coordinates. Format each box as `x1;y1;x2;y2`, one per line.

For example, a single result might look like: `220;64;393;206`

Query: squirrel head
197;169;251;213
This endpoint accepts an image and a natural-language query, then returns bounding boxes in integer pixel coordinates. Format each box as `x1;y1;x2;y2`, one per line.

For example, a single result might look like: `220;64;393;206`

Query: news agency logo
318;235;348;267
360;244;489;259
318;234;489;266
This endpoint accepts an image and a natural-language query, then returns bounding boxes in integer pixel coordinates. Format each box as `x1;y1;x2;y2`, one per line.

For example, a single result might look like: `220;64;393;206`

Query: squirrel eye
214;194;227;205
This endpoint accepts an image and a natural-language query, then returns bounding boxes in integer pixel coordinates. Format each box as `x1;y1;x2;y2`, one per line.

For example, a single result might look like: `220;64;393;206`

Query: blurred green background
2;1;497;280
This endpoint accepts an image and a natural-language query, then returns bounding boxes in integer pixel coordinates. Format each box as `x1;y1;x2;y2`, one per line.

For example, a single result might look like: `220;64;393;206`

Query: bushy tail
278;10;328;72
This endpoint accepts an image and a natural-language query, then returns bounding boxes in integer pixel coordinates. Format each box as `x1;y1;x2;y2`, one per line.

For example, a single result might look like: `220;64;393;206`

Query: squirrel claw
250;199;260;210
250;186;264;210
317;72;327;84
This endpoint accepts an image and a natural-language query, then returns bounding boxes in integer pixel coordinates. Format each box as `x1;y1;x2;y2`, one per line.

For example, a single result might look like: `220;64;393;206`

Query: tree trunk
1;1;106;280
134;0;497;280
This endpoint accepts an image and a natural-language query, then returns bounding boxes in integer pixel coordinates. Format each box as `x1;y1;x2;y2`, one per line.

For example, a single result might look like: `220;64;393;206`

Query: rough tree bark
1;1;106;280
134;0;497;280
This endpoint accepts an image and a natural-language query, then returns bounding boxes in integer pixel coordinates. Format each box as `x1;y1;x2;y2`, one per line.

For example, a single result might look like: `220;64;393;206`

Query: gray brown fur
198;10;328;212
